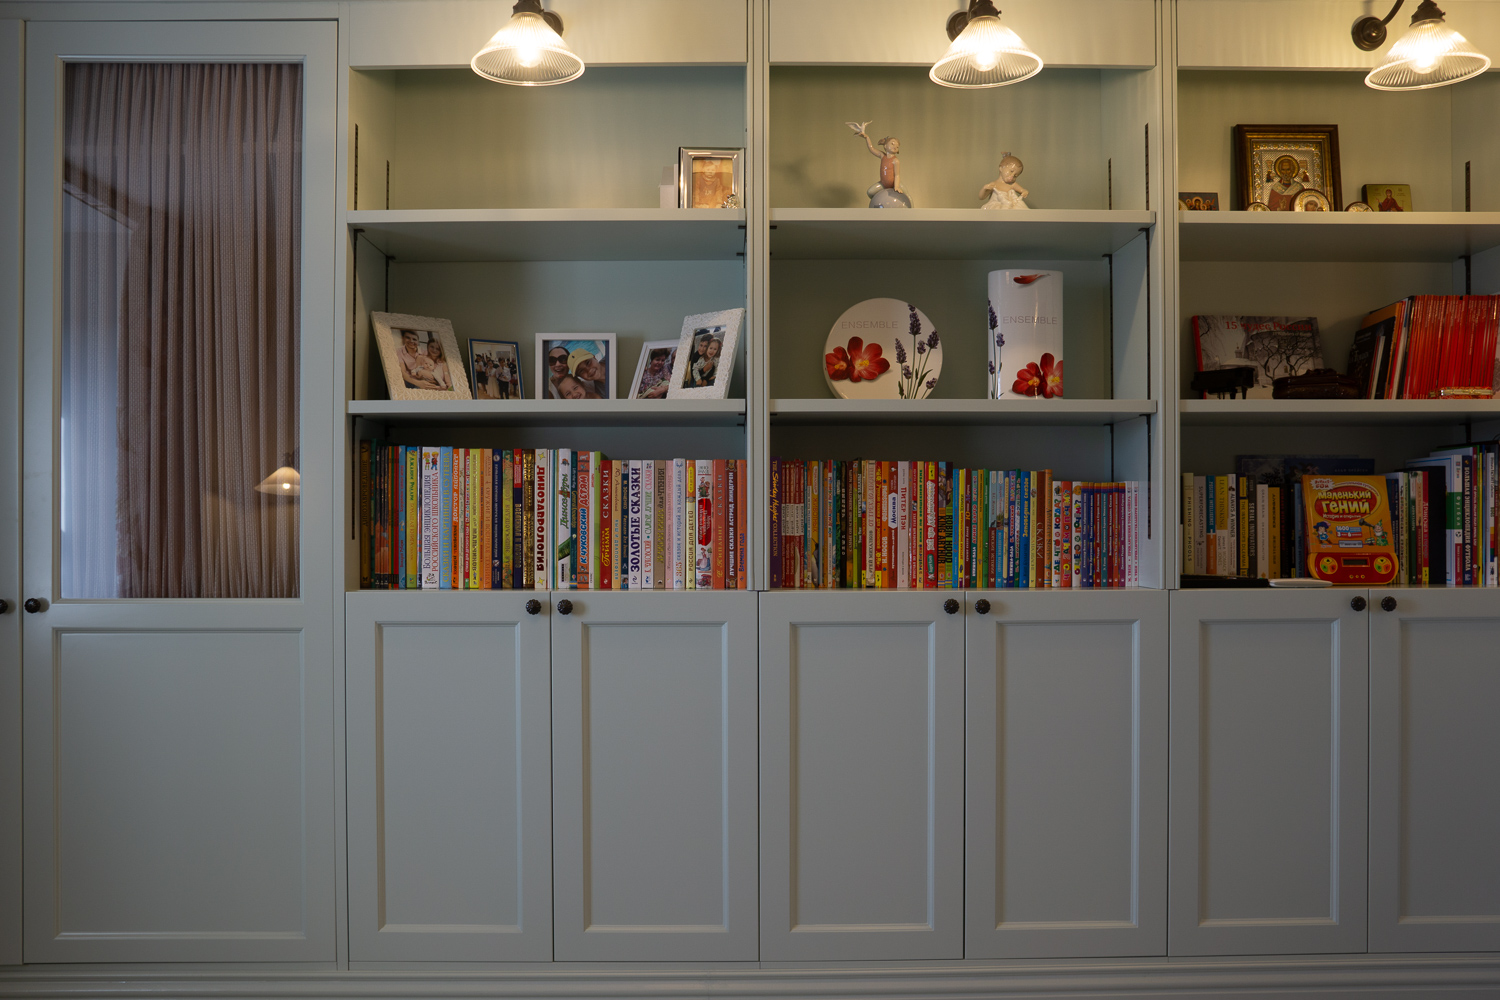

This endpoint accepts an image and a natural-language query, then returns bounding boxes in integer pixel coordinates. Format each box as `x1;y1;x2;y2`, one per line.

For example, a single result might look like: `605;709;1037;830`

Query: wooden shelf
1179;398;1500;426
1178;212;1500;263
349;399;747;427
768;209;1156;260
348;208;747;262
770;398;1158;426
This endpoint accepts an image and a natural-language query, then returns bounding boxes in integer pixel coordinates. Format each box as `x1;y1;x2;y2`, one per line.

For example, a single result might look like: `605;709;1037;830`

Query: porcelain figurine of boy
981;152;1029;210
846;121;911;208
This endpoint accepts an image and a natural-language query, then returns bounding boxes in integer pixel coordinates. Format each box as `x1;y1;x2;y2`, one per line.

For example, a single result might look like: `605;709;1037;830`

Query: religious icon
845;121;911;208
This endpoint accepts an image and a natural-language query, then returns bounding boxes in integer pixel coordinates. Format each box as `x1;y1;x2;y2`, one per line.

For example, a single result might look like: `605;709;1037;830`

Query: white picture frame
666;308;744;400
535;334;617;399
629;339;680;399
372;311;471;401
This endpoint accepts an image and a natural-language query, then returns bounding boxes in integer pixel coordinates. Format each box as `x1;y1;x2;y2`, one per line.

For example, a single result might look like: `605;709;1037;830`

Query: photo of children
666;308;744;401
683;327;725;389
468;339;523;400
535;334;616;400
629;340;678;399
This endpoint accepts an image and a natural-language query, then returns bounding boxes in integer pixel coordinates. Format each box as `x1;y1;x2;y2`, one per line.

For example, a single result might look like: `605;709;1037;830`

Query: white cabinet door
551;591;759;961
20;21;338;964
1168;589;1369;956
965;589;1167;958
759;591;964;961
346;591;553;962
1369;588;1500;953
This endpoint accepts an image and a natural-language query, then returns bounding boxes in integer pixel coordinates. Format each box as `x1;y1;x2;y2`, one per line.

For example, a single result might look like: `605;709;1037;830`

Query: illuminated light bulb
930;5;1042;89
471;0;584;87
1366;2;1490;90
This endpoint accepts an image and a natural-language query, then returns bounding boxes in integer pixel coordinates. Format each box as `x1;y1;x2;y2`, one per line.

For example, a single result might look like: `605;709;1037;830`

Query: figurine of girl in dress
981;153;1029;210
846;121;911;208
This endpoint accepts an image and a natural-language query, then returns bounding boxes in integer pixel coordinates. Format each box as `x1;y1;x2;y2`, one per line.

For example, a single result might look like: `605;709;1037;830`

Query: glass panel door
22;20;336;963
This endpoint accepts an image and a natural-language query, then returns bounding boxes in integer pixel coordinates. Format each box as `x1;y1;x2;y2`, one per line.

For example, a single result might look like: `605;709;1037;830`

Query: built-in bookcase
1169;2;1500;584
339;0;1173;591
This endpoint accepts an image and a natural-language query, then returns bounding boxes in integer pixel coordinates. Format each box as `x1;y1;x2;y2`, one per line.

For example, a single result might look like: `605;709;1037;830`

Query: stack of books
1181;447;1498;585
1348;296;1500;399
359;444;748;590
771;459;1143;589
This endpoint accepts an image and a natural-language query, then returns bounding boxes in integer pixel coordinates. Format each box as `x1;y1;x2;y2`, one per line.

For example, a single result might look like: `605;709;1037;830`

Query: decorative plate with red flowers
822;297;943;400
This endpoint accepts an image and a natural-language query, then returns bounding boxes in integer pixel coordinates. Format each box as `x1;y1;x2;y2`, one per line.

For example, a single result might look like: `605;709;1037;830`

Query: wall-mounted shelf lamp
472;0;585;87
930;0;1042;88
1354;0;1490;90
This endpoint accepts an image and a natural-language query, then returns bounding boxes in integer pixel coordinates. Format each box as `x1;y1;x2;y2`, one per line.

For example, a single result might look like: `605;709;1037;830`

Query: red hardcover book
713;459;728;590
600;459;613;590
736;460;748;589
726;460;738;589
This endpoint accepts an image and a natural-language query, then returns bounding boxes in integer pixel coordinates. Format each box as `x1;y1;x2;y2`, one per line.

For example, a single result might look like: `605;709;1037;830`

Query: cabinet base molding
3;956;1500;1000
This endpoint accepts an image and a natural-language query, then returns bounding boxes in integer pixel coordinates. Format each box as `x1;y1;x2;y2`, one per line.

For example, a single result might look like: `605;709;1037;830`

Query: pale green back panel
769;67;1109;210
387;259;748;401
1178;259;1456;396
383;67;747;209
1452;73;1500;213
771;258;1109;400
1177;71;1453;210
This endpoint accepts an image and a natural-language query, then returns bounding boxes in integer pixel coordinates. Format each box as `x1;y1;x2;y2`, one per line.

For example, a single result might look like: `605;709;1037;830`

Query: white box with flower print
989;270;1063;399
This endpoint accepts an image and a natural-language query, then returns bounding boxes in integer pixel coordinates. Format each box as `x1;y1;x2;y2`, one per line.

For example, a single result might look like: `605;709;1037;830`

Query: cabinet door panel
1168;590;1368;956
759;591;963;961
20;19;339;963
966;590;1167;958
1370;589;1500;952
346;592;552;962
551;592;758;961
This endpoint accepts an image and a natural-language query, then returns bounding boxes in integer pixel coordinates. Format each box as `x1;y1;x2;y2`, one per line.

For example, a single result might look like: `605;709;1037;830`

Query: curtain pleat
62;62;301;598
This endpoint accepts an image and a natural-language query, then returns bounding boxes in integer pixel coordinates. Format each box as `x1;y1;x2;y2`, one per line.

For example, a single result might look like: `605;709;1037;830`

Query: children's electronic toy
1301;475;1398;585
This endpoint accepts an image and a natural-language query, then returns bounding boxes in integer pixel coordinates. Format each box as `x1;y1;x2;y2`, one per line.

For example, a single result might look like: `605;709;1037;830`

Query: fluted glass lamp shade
255;465;301;497
1366;4;1490;90
930;3;1042;89
472;0;584;87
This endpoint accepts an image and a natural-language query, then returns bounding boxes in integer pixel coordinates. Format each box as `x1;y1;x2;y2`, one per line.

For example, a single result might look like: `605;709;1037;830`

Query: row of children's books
1348;295;1500;400
771;459;1143;589
1181;446;1499;586
359;443;748;590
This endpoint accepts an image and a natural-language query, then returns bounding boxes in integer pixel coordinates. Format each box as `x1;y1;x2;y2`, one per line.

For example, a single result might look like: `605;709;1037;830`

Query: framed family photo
629;340;679;399
469;339;523;400
373;312;471;401
1233;124;1342;211
536;334;616;399
679;147;743;209
667;308;745;400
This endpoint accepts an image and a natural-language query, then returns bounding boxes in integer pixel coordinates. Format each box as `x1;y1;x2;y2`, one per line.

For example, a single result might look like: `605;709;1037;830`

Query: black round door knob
943;598;960;615
974;599;991;615
23;598;45;614
0;599;8;615
1381;596;1398;612
557;599;574;615
525;599;542;615
1350;596;1367;612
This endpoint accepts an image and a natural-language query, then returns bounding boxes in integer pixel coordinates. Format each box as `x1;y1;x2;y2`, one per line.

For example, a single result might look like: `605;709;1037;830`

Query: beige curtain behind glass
62;62;302;598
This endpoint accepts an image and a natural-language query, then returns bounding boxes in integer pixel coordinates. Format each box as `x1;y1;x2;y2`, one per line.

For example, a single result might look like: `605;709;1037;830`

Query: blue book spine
439;446;453;589
1205;476;1217;574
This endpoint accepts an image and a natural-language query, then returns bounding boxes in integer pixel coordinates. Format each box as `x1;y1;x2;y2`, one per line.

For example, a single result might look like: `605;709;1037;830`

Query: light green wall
388;259;748;400
1178;260;1456;395
769;67;1114;210
1177;70;1455;210
381;67;747;209
771;258;1111;400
